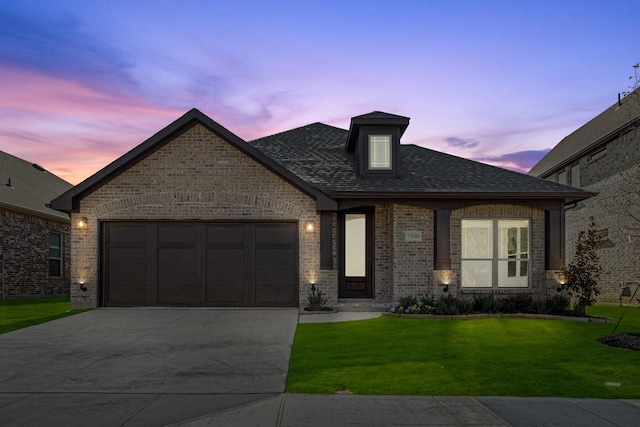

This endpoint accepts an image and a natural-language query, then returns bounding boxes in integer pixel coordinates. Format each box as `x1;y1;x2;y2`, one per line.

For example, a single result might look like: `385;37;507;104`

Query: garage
102;221;298;307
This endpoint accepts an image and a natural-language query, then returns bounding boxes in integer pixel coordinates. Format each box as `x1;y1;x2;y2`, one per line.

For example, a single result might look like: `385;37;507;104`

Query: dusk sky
1;0;638;184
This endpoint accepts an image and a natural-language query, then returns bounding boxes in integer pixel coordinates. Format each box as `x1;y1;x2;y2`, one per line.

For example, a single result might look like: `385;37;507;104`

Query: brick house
530;91;640;303
52;109;591;310
0;151;72;297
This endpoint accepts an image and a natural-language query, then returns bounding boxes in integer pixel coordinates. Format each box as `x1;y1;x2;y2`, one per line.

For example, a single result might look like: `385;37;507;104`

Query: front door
339;209;373;298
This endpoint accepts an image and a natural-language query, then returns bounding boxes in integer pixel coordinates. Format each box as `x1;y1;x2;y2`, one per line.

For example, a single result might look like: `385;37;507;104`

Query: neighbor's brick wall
451;204;548;299
0;208;70;297
547;125;640;303
71;124;322;309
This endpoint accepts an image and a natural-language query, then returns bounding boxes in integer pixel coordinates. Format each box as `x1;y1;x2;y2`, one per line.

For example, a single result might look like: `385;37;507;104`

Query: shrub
398;294;418;307
546;294;570;315
501;294;535;313
530;298;550;314
472;294;501;313
420;294;436;307
306;286;327;311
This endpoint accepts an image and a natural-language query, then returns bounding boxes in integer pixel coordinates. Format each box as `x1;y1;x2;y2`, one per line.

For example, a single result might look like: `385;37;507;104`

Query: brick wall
565;126;640;303
390;204;434;302
0;208;70;297
70;124;321;308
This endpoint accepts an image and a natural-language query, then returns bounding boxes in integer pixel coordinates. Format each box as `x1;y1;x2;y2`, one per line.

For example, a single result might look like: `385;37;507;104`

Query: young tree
559;220;606;316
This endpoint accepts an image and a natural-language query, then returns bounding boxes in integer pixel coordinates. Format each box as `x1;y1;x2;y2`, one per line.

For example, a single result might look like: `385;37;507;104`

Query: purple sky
0;0;638;184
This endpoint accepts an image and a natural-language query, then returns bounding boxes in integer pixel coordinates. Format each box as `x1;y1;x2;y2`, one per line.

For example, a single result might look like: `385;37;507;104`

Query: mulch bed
598;333;640;351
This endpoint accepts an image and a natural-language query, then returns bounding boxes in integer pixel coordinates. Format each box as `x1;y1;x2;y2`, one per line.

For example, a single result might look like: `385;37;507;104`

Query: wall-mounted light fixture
442;285;449;293
79;282;87;292
305;221;315;233
77;217;88;230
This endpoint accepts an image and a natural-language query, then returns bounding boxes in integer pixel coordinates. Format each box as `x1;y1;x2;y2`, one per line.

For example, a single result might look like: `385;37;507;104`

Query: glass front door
339;209;373;298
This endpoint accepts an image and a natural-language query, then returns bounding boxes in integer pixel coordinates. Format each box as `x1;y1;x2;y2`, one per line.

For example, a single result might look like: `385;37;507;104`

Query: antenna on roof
618;93;622;107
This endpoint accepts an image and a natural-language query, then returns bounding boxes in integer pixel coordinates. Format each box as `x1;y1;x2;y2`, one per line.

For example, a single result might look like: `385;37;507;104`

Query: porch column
320;211;333;270
434;209;451;270
545;202;565;270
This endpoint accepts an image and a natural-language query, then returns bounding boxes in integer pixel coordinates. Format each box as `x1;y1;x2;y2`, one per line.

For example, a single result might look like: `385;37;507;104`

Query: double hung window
461;219;530;288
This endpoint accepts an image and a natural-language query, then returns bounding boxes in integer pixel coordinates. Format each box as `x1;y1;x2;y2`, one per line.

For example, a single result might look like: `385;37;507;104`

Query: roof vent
32;163;46;172
6;178;13;188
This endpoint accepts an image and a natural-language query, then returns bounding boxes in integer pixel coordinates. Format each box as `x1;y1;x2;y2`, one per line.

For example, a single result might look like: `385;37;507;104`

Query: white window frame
368;134;392;170
461;219;530;288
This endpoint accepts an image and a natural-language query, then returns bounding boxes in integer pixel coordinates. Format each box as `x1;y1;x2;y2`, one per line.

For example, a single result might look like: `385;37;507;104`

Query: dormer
345;111;410;178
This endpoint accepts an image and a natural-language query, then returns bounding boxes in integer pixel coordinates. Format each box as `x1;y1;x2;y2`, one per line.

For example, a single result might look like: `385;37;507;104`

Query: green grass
0;297;89;334
287;305;640;398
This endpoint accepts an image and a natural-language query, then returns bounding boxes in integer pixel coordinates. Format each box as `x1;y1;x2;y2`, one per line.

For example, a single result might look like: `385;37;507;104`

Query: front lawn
287;305;640;398
0;297;89;334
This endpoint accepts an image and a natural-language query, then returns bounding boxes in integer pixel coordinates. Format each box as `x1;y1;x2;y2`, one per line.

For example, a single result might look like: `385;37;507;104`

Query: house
529;90;640;303
51;109;592;310
0;150;72;297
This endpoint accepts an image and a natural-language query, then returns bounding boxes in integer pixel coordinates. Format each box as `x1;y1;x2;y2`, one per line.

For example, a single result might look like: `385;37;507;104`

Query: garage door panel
206;248;246;305
107;285;148;306
158;225;196;243
256;284;296;305
108;225;147;244
256;248;295;265
255;225;296;247
108;248;147;265
207;225;245;246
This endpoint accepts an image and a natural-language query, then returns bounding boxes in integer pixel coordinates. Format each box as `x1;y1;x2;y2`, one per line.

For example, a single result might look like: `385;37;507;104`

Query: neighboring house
530;91;640;303
0;151;72;297
51;109;591;310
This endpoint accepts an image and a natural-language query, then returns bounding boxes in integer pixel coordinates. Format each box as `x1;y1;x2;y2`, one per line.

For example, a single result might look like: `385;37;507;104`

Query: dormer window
345;111;410;179
368;135;392;170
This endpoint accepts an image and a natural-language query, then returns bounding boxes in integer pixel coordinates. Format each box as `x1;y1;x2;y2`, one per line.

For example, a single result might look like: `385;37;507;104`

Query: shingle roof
249;122;592;202
529;90;640;177
0;151;71;221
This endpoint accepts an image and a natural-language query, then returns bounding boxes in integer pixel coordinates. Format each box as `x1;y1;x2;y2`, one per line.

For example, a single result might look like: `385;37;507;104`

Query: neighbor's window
461;219;530;288
570;163;580;187
588;146;607;162
49;232;62;277
557;170;567;185
368;134;392;170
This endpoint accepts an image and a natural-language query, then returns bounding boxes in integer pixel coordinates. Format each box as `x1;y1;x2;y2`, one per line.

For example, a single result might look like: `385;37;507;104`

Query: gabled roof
250;122;593;203
529;90;640;177
0;151;71;221
51;109;337;212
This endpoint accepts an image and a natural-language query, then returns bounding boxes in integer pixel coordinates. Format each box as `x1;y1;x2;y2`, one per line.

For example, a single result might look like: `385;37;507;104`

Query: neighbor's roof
0;150;72;221
250;121;592;203
529;90;640;177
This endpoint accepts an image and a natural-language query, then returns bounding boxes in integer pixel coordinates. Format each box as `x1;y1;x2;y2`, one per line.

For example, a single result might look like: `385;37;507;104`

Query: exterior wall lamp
77;217;88;230
79;282;87;292
305;221;315;233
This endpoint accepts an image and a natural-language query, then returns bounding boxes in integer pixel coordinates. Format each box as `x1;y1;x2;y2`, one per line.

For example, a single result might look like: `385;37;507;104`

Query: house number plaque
404;230;422;242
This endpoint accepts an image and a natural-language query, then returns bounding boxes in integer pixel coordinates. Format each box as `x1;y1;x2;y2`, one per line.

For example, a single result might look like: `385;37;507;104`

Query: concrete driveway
0;308;299;426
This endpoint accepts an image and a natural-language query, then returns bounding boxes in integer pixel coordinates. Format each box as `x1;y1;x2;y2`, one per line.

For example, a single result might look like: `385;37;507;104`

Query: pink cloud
0;64;185;184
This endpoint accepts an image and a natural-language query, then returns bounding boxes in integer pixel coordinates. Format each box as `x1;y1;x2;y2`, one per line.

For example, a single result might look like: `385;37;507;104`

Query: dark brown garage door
102;222;298;307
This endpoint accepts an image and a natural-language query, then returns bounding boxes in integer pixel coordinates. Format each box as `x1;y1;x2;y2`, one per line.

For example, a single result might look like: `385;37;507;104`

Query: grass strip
287;305;640;398
0;297;89;334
